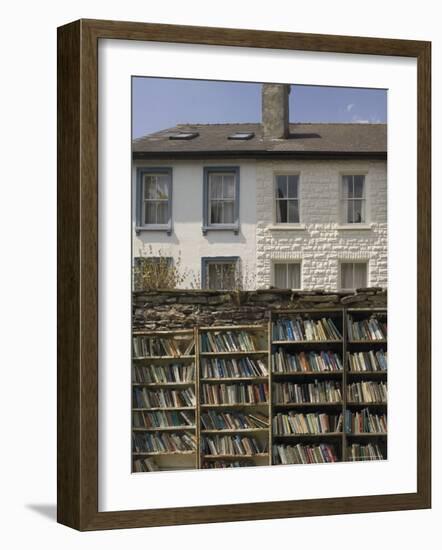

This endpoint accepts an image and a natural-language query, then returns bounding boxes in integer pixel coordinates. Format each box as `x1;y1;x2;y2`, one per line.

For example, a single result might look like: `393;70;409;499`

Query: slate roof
132;123;387;159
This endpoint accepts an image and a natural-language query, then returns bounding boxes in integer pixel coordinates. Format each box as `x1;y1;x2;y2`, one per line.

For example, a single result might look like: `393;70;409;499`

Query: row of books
273;443;338;464
133;335;195;358
201;383;269;405
347;443;385;461
272;349;343;373
347;315;387;341
133;457;160;472
347;381;387;403
133;387;196;409
272;317;342;342
200;331;259;353
132;431;197;453
273;412;343;435
133;363;195;384
202;435;268;456
201;356;268;379
202;460;254;468
273;381;342;404
201;411;269;431
344;409;387;433
133;410;195;429
348;350;387;372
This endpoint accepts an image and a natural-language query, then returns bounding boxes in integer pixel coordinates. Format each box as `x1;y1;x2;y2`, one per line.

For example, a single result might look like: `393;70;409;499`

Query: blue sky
132;77;387;138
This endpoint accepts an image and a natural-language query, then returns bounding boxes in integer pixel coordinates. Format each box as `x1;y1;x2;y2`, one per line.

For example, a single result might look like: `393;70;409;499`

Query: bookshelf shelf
133;426;196;432
201;376;268;383
200;403;269;408
201;428;268;434
132;308;387;470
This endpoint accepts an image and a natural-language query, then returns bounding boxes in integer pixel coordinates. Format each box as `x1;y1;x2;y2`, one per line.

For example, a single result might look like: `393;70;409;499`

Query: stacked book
347;315;387;341
347;443;384;461
201;356;268;378
272;349;343;373
202;435;268;456
273;443;338;464
133;335;195;358
348;350;387;372
272;317;342;342
132;431;197;453
133;410;195;429
273;381;342;404
201;411;269;431
201;331;258;353
133;363;195;384
201;383;269;405
133;387;196;408
345;409;387;433
347;381;387;403
273;412;343;435
133;457;160;472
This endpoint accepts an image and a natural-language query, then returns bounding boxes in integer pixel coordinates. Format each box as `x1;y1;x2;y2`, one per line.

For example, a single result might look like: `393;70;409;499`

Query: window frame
273;173;301;225
339;260;369;291
272;260;302;290
201;256;240;290
135;167;173;235
202;167;240;235
340;173;368;225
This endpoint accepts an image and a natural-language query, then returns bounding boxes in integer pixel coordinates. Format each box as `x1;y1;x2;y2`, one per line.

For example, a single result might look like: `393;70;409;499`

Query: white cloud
346;103;355;112
352;114;370;123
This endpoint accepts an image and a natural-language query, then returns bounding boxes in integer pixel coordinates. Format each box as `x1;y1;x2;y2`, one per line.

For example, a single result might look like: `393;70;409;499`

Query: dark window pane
276;200;287;223
209;175;223;198
288;200;299;223
341;263;353;289
287;175;298;198
354;263;367;288
353;200;364;223
222;200;235;223
210;201;222;223
157;202;168;224
144;176;157;199
287;263;301;289
276;176;287;199
354;176;365;198
144;202;156;224
223;175;235;199
343;175;353;199
347;200;354;223
274;264;286;288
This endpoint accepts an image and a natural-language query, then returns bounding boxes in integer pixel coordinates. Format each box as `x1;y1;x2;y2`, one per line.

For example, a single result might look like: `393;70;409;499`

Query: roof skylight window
228;132;255;140
168;132;199;140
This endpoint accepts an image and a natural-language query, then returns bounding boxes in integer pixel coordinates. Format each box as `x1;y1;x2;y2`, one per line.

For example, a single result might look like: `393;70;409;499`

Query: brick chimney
262;83;290;140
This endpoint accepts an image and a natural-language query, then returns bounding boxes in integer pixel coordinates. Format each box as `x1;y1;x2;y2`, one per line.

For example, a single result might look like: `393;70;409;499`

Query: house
132;84;387;292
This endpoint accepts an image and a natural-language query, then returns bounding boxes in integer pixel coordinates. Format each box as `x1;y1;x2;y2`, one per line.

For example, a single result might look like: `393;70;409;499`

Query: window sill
135;225;172;236
202;224;240;235
268;224;306;231
337;224;373;231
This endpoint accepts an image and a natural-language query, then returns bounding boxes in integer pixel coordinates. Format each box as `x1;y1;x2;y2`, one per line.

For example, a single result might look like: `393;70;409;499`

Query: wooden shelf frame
132;308;387;470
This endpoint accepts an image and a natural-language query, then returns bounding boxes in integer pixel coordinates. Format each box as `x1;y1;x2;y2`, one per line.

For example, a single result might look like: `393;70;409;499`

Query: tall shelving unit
270;309;345;465
131;307;387;471
131;328;198;472
344;308;388;462
198;325;270;469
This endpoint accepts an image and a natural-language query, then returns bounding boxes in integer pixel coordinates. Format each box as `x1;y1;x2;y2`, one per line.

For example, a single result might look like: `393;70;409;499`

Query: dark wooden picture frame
57;18;431;531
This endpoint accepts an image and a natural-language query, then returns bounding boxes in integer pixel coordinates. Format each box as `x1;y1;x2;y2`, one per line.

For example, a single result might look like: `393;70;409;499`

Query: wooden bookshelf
198;324;271;468
132;328;198;472
131;308;387;471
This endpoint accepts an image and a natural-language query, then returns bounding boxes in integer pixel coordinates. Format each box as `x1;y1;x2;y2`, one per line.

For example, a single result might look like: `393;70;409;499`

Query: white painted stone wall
255;159;387;290
132;159;257;289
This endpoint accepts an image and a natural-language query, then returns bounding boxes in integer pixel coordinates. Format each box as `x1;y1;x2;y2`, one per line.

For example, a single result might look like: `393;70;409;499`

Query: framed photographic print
57;19;431;530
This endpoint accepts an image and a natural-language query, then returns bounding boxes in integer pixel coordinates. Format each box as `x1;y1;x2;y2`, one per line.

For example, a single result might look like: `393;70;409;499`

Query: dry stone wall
132;288;387;331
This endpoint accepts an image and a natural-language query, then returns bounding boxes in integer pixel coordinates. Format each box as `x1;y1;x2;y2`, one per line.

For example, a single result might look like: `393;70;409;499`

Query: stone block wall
255;159;388;290
132;287;387;331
